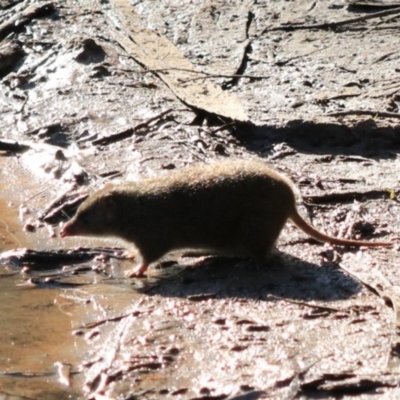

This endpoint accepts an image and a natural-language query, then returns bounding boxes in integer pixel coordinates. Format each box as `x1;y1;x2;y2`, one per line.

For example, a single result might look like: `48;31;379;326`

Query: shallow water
0;159;87;399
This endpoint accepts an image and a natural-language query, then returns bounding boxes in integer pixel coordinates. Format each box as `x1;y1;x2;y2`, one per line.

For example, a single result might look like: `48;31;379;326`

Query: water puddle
0;277;86;399
0;158;90;399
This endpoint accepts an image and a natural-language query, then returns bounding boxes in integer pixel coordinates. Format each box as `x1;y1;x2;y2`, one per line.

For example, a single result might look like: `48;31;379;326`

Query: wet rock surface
1;0;400;398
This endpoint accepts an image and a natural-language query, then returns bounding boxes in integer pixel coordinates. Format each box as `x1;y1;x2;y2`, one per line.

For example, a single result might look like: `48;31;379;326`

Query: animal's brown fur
60;160;392;275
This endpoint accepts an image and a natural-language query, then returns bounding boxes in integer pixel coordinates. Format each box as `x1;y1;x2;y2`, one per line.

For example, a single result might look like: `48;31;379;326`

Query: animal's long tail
289;208;393;247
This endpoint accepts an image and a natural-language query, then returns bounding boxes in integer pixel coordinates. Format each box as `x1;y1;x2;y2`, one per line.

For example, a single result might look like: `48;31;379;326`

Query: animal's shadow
233;120;400;160
142;252;360;302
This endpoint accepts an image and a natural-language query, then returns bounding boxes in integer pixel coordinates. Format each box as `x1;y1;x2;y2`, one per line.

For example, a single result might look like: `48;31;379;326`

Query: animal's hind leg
238;215;287;262
251;231;282;262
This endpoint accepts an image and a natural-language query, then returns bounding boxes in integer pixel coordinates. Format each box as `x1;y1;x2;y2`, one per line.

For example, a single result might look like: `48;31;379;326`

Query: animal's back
115;160;295;260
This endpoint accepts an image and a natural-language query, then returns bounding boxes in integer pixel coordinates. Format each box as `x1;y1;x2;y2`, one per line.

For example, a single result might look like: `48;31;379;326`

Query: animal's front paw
125;262;148;277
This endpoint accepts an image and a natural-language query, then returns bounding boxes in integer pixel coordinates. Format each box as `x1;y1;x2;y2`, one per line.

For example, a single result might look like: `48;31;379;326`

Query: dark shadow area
74;38;107;65
144;252;360;302
232;120;400;160
33;122;71;148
